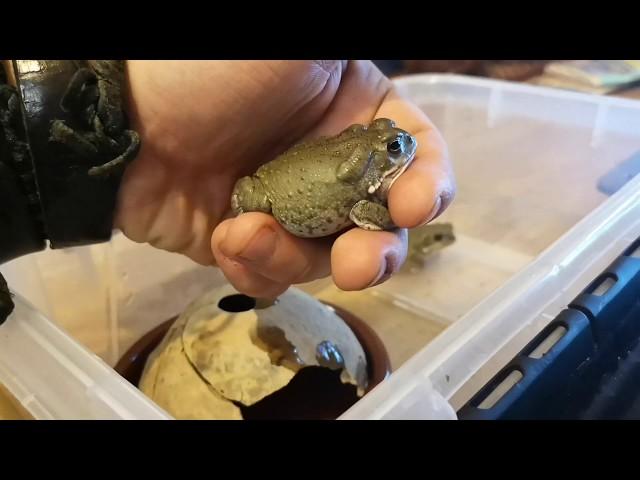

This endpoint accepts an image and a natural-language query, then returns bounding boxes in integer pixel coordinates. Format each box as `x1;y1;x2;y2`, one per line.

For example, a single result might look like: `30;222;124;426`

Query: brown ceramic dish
114;301;391;420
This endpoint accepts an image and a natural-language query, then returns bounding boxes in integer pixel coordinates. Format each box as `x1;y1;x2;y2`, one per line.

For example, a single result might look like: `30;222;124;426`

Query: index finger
380;88;456;228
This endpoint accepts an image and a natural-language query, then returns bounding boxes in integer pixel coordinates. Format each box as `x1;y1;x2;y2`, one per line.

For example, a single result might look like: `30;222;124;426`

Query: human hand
118;60;455;297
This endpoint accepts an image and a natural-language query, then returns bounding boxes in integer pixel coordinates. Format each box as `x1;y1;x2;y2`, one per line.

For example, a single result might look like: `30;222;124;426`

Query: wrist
0;61;46;263
11;60;140;249
1;60;140;325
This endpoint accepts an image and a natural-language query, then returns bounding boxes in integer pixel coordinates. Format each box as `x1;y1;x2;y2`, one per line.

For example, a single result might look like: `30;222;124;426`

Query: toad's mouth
378;155;417;198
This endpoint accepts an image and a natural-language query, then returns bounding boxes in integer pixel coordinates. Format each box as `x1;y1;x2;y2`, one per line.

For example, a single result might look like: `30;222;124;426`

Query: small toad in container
115;286;391;420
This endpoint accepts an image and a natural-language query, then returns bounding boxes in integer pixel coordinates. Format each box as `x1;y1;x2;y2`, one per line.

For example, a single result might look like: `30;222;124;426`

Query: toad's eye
387;140;402;155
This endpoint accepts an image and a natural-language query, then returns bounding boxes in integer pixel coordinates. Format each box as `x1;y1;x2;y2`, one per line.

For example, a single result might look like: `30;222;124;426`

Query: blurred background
373;60;640;99
375;60;549;81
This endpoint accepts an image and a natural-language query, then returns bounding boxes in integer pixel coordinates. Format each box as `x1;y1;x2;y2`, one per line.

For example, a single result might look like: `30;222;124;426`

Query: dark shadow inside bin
114;294;391;420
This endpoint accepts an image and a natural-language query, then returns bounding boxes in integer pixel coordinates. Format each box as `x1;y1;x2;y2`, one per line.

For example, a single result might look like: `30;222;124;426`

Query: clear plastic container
340;75;640;418
0;293;169;419
2;74;640;419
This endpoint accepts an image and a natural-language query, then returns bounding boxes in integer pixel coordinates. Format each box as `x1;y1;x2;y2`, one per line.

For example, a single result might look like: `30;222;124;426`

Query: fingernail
233;226;277;262
419;195;443;227
367;254;395;288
